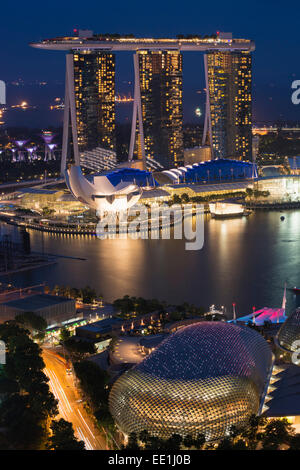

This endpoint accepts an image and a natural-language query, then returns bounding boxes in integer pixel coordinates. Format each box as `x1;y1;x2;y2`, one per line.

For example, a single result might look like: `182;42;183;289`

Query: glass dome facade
109;322;273;441
277;308;300;353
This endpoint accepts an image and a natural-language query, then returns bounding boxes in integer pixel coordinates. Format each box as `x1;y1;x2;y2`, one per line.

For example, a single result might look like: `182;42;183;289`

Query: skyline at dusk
1;0;300;123
2;0;300;455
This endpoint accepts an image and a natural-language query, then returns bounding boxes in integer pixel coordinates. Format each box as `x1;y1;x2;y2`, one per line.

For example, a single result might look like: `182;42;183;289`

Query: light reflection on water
2;210;300;318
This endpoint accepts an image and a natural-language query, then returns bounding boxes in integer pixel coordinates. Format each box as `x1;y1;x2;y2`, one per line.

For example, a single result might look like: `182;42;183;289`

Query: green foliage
261;418;293;450
42;206;55;216
64;337;96;359
172;194;182;205
128;417;298;451
0;321;59;449
165;434;182;450
127;432;139;450
73;360;109;411
215;415;295;451
80;285;97;304
169;311;184;322
258;132;300;159
113;295;165;318
60;327;71;343
288;433;300;450
127;431;191;451
190;190;246;203
15;311;47;335
52;285;98;304
181;193;190;203
47;418;85;450
73;360;114;429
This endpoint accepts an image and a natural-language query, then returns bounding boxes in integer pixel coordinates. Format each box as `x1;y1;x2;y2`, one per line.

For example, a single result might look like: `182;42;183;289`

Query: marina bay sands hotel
30;31;255;172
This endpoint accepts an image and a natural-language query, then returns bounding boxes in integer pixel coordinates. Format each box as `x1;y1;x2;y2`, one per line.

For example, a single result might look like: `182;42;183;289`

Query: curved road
43;348;108;450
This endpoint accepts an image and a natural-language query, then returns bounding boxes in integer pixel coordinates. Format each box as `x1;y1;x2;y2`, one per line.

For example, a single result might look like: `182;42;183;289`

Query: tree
183;434;194;448
240;414;267;449
139;430;150;445
289;433;300;450
73;361;110;410
42;206;55;217
0;394;46;449
261;418;294;450
127;432;140;450
47;419;85;450
245;187;253;198
181;193;190;204
194;433;206;450
15;311;47;337
216;437;235;450
80;286;97;304
165;434;182;450
172;194;181;205
64;337;96;359
0;321;59;449
60;327;71;343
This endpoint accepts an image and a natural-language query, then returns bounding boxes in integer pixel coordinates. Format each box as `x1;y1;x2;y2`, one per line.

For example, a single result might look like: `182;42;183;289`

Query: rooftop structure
235;307;288;326
263;364;300;429
76;317;124;339
0;293;77;327
159;158;257;184
109;321;273;441
30;33;255;53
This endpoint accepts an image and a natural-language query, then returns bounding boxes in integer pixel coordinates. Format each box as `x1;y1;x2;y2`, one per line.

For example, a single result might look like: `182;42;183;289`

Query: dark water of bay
2;210;300;319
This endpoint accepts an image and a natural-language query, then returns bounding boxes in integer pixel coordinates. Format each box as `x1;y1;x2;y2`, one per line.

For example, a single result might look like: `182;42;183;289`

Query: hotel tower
203;50;252;160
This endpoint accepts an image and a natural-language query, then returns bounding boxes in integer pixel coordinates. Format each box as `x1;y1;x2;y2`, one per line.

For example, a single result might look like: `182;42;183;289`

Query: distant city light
195;107;202;117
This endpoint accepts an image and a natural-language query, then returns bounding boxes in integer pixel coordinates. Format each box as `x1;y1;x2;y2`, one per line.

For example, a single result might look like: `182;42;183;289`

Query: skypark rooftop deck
30;34;255;52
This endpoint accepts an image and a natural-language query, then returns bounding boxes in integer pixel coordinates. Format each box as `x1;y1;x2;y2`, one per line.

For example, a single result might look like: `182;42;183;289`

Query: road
43;348;108;450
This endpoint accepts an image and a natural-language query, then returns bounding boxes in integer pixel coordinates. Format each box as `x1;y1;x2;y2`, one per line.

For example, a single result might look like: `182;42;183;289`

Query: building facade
206;50;252;161
0;294;77;327
73;51;116;166
137;51;184;168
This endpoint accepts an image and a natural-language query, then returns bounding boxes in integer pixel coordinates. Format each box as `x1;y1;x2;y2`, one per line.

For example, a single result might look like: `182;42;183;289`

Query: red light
232;303;236;306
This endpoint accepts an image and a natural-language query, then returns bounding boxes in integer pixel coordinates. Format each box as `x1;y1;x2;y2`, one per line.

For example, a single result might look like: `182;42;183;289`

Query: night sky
1;0;300;124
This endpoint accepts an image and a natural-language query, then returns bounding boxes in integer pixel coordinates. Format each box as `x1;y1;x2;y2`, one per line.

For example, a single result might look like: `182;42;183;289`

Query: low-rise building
0;293;77;327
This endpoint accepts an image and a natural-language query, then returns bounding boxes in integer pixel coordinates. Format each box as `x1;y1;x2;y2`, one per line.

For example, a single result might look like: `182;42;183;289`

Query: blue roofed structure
76;317;124;339
161;158;257;184
288;156;300;171
87;167;158;188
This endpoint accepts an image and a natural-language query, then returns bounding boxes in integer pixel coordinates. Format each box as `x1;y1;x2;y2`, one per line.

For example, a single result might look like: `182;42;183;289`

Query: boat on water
209;202;247;219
